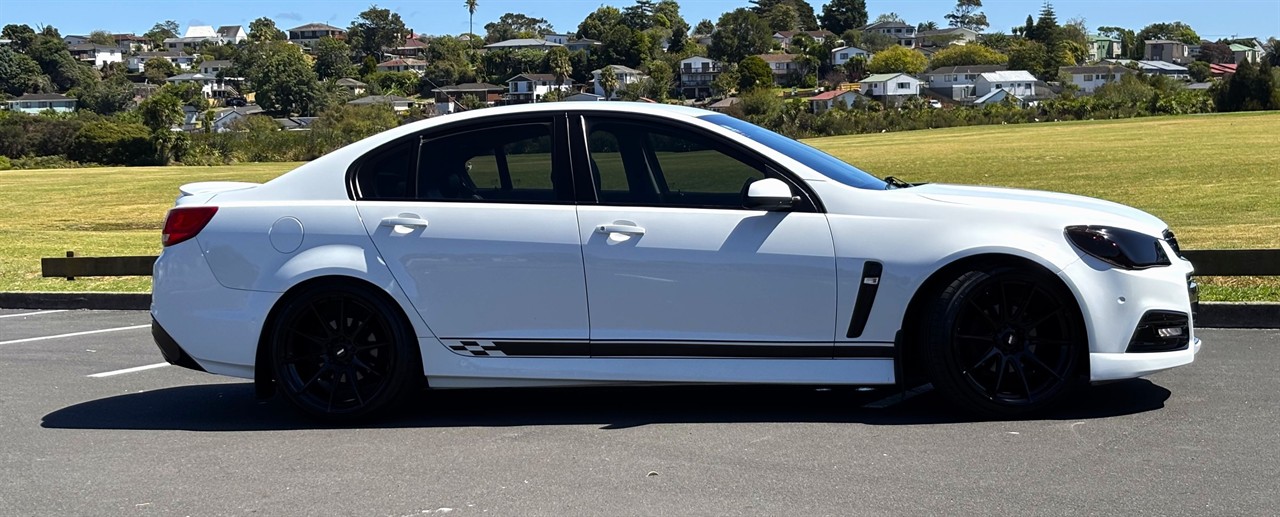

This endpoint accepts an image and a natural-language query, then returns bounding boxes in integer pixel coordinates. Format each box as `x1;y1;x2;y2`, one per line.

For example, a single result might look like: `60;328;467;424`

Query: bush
67;121;159;166
0;155;11;170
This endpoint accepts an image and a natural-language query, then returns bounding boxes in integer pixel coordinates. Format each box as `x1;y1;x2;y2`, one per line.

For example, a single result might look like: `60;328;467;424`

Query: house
216;26;247;45
387;34;427;57
974;70;1037;98
692;33;715;47
128;51;197;72
805;89;864;113
274;117;319;131
431;83;505;114
830;46;870;67
917;28;979;47
113;33;153;53
1104;59;1190;80
542;34;572;45
564;92;606;101
166;72;240;100
348;95;415;113
862;20;916;48
3;93;76;114
288;23;346;48
1088;35;1123;62
972;88;1028;107
1144;40;1191;64
772;30;835;49
164;25;244;51
565;38;603;53
1060;65;1134;93
678;56;722;99
336;78;368;96
68;44;123;68
922;64;1007;98
756;54;799;85
1230;43;1261;64
483;38;563;51
859;73;921;102
207;105;264;132
199;60;232;76
377;58;427;74
62;35;89;46
592;65;647;99
506;73;572;103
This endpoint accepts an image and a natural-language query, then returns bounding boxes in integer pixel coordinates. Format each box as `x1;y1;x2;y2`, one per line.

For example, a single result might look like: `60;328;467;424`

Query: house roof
274;117;319;129
289;23;344;32
138;51;190;58
708;97;740;109
564;92;605;101
862;20;912;30
861;73;916;83
1229;43;1256;52
201;60;232;68
680;55;716;63
806;90;859;101
377;58;427;67
7;93;74;101
167;73;219;82
918;28;978;38
432;82;505;92
113;33;150;42
1184;82;1213;90
508;73;559;82
336;78;368;87
926;65;1007;75
831;46;869;54
1210;63;1238;75
755;54;796;63
217;26;244;38
483;38;563;49
1060;65;1133;74
348;95;414;105
775;30;835;39
974;88;1016;104
593;65;644;74
69;43;120;53
395;37;427;49
566;38;601;45
978;71;1037;83
1089;34;1121;42
184;26;218;38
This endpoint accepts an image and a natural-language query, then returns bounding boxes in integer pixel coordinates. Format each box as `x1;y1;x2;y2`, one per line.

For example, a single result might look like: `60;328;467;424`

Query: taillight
162;206;218;247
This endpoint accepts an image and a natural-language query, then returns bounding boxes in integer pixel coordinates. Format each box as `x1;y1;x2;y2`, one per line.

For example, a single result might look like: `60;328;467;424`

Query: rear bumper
151;317;206;372
1090;337;1201;382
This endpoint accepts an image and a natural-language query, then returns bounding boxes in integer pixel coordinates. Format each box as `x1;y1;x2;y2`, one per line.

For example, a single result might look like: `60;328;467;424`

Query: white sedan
151;103;1200;420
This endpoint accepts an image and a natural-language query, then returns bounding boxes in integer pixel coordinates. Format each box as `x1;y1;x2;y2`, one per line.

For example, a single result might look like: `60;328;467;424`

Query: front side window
699;114;886;190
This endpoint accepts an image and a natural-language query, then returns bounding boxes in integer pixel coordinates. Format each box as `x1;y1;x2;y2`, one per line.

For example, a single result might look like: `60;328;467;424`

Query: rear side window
353;141;415;201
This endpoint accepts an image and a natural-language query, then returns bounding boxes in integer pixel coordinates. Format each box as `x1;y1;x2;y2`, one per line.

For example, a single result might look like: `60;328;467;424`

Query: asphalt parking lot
1;309;1277;516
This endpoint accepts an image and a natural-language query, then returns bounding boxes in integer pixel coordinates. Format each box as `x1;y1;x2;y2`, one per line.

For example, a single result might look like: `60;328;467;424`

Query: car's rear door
354;114;590;351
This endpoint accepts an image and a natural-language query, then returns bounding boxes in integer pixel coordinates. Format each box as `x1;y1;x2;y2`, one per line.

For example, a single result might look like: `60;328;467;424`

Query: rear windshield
699;114;887;190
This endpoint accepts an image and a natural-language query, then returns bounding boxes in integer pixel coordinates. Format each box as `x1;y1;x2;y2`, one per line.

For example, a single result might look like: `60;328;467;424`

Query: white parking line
0;310;69;319
88;362;169;378
0;324;150;346
862;383;934;409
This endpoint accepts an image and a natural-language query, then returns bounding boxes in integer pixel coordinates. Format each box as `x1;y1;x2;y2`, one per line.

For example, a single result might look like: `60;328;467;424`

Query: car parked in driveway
151;102;1200;420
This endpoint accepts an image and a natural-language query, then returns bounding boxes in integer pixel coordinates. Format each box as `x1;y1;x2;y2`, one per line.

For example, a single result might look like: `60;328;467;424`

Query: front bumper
1091;337;1201;382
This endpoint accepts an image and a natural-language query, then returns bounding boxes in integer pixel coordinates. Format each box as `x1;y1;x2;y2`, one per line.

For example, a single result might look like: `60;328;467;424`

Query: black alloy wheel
270;282;419;420
924;267;1085;417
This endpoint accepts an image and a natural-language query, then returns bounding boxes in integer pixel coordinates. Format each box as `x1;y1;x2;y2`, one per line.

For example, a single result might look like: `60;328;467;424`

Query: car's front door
354;116;589;349
574;116;838;357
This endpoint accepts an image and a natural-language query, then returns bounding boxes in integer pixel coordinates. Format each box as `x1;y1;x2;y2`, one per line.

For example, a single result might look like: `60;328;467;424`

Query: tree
68;121;157;165
87;30;115;46
599;65;619;99
918;21;939;32
143;57;178;83
1007;40;1051;78
872;13;903;24
751;0;818;31
72;76;134;115
819;0;867;35
311;103;400;144
1060;17;1088;47
1266;37;1280;67
764;4;799;32
866;45;927;74
242;41;323;115
465;0;478;37
1027;2;1059;45
547;46;572;89
26;34;97;92
2;24;38;52
145;20;180;47
945;0;988;32
0;46;48;96
484;13;553;43
138;90;184;132
642;59;673;100
1187;61;1211;82
858;31;896;53
1096;26;1137;59
693;19;715;35
738;55;773;91
709;8;773;63
314;36;356;80
929;44;1008;68
579;6;624;41
347;6;407;60
1197;41;1233;64
1137;22;1200;46
249;17;286;42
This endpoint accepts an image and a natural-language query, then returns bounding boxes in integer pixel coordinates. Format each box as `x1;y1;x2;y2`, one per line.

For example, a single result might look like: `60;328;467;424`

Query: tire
922;267;1085;417
269;282;420;421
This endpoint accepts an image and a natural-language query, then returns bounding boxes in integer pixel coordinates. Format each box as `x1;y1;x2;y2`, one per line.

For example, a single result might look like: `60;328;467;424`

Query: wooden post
65;251;75;281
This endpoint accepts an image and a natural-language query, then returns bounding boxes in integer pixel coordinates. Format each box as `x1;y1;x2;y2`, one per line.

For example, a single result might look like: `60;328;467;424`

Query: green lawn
1;111;1277;300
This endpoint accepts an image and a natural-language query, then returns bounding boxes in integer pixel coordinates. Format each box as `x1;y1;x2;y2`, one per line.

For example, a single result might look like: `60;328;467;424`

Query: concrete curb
1;292;1276;329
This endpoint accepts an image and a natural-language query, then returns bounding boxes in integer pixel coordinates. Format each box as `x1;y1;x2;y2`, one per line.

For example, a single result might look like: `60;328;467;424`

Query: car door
573;115;838;357
353;115;589;350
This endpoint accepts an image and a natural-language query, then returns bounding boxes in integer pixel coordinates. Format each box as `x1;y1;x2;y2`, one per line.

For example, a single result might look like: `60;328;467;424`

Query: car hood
909;183;1168;234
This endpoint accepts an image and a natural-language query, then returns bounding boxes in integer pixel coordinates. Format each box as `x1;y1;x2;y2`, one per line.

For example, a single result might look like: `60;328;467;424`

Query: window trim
569;113;823;213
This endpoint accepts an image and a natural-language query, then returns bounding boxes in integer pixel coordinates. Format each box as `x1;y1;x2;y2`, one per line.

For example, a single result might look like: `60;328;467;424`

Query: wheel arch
897;252;1089;383
253;274;424;399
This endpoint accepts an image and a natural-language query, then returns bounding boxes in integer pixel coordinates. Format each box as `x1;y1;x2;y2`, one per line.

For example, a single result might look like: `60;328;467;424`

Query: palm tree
599;65;619;100
465;0;478;38
549;47;572;93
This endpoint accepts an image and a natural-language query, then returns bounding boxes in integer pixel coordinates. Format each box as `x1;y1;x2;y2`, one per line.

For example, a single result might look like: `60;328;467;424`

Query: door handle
380;215;429;228
596;224;645;236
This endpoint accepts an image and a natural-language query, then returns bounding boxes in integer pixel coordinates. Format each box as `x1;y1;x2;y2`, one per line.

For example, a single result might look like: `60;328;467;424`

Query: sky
2;0;1277;41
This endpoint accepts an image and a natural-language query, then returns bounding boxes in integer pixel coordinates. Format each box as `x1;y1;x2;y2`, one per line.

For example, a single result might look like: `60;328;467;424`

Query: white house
128;51;197;72
974;70;1037;98
862;20;917;48
1059;65;1133;93
772;30;835;49
376;58;427;74
208;105;265;132
164;25;245;51
859;73;921;101
62;35;89;46
199;60;232;76
805;89;865;113
678;56;722;99
483;38;563;51
287;23;345;48
4;93;76;114
830;46;870;66
68;43;123;68
506;73;573;103
564;92;606;102
216;26;247;45
166;73;240;100
592;65;647;99
541;34;572;45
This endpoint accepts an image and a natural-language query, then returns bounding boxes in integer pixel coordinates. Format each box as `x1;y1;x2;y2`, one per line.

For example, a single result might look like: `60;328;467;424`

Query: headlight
1065;225;1171;270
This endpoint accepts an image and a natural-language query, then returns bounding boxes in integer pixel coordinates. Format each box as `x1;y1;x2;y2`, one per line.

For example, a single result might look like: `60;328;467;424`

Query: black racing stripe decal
491;341;590;356
846;261;883;338
593;342;829;358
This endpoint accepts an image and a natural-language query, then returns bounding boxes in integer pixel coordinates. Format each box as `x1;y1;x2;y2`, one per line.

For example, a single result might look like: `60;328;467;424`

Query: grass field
1;112;1277;300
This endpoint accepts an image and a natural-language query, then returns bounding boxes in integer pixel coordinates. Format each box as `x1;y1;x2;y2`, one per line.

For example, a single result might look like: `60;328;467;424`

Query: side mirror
744;178;797;210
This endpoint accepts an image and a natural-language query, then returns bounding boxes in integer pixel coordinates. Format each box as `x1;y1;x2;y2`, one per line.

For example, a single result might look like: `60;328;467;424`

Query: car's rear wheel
923;267;1085;417
270;282;419;420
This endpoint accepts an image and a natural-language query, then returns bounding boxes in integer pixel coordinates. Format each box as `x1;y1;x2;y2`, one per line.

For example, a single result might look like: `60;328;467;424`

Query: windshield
698;114;888;190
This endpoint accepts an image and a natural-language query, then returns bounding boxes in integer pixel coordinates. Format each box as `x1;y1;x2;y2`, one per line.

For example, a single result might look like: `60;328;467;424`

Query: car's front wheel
923;267;1085;417
269;282;420;420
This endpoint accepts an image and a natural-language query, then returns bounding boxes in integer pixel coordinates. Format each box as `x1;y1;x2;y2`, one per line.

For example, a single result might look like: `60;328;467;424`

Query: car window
353;140;415;201
585;119;766;209
418;122;564;203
